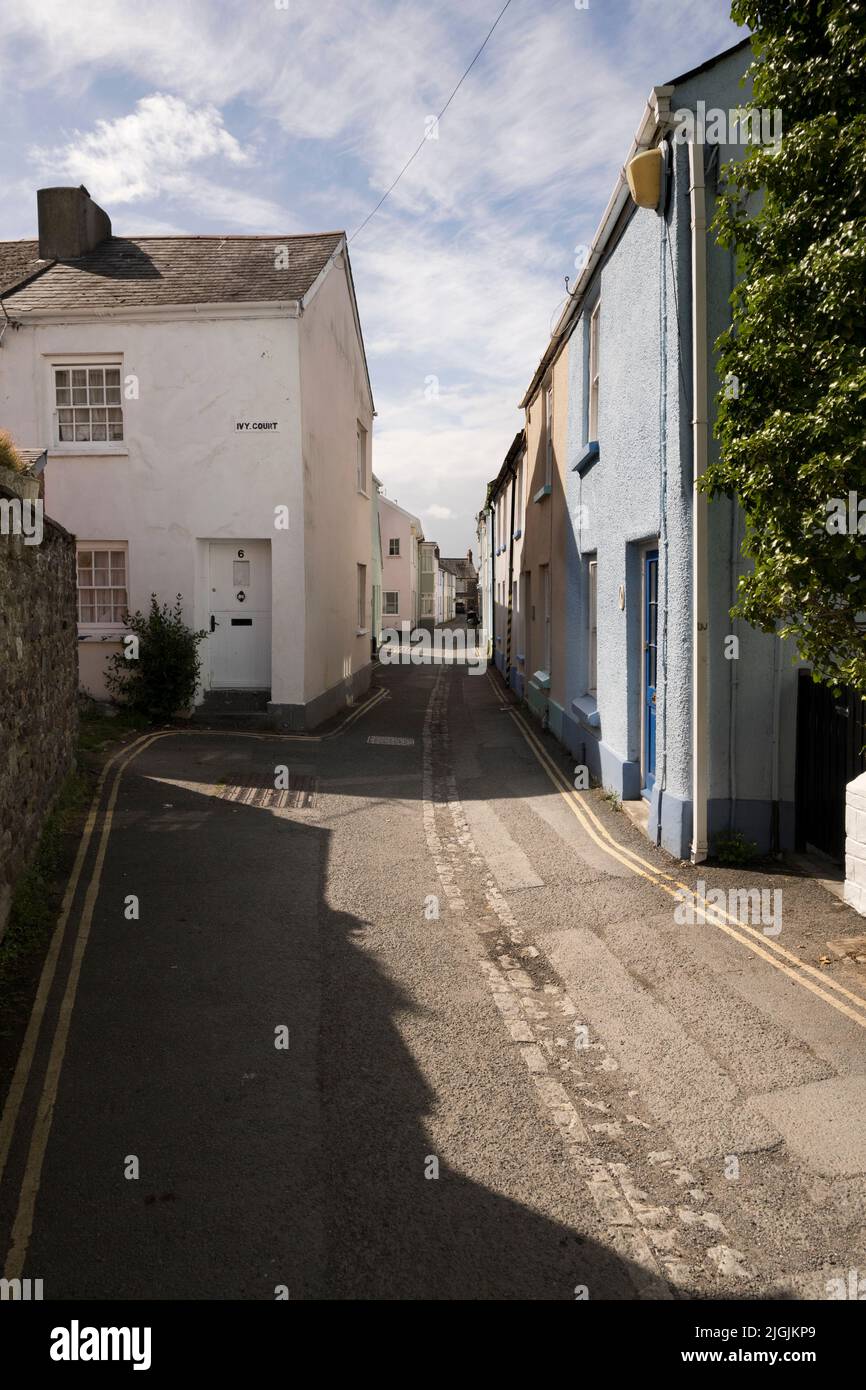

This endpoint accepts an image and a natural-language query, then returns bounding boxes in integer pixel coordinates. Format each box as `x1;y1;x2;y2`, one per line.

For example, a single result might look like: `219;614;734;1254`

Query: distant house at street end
438;551;478;614
377;489;424;633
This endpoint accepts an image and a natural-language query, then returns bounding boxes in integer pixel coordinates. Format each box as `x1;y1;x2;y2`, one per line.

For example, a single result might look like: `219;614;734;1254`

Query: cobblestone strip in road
421;671;759;1300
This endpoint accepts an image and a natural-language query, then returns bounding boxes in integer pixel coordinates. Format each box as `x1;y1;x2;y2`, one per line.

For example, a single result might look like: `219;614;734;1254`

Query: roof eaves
518;83;676;411
667;35;751;88
0;256;56;301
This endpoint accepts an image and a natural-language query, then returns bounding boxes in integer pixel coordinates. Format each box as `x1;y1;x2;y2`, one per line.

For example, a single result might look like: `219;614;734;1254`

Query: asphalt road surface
2;653;866;1300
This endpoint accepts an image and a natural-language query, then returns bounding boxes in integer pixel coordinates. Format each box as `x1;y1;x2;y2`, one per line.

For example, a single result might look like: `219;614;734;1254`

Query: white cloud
2;0;744;554
30;93;250;205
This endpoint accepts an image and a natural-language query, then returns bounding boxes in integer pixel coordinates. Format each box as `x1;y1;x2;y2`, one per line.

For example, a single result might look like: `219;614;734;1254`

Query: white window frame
76;542;129;633
587;557;598;696
544;384;554;487
541;562;551;672
356;562;367;632
588;302;600;442
383;590;399;615
389;538;400;556
356;421;369;495
355;561;366;633
48;354;128;455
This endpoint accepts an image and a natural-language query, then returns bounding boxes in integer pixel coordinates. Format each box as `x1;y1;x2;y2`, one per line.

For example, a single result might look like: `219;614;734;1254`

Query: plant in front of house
0;429;27;473
713;830;759;867
702;0;866;695
105;594;207;721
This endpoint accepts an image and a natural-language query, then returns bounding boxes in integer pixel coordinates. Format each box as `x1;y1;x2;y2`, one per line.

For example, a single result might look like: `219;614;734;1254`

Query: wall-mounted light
626;142;669;213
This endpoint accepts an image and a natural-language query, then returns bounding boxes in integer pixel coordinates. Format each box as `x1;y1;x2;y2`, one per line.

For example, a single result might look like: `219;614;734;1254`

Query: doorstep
786;850;845;905
620;797;650;838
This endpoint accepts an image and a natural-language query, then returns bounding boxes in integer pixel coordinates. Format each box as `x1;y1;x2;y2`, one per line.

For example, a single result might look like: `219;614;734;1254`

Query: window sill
78;628;125;641
572;694;601;729
516;652;525;663
573;441;599;476
356;627;368;636
533;484;552;503
512;529;522;539
532;669;551;690
51;445;129;458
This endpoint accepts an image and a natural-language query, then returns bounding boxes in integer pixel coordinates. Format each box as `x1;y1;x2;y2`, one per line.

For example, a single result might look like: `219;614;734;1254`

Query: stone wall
0;476;78;939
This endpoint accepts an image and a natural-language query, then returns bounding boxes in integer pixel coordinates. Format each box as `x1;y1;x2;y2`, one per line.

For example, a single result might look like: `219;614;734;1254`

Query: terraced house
377;489;424;634
0;184;375;729
482;37;863;865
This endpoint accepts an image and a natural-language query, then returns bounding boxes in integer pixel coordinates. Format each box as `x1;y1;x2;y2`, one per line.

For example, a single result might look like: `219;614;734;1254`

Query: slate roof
0;241;49;296
0;233;345;312
439;556;477;580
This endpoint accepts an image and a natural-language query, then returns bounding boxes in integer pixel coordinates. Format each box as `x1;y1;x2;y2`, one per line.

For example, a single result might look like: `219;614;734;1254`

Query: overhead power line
348;0;515;244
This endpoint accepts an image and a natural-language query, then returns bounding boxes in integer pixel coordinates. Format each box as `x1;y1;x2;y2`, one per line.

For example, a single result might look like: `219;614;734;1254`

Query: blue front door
643;550;659;796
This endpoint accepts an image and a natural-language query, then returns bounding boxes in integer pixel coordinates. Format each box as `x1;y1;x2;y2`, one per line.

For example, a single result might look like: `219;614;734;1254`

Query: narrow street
2;651;865;1301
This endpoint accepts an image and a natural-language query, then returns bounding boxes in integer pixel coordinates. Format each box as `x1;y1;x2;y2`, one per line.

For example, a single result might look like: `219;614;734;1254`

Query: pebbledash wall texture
0;476;78;939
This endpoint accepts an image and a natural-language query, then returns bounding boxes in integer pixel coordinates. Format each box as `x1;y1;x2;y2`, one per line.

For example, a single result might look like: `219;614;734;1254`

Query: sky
0;0;743;558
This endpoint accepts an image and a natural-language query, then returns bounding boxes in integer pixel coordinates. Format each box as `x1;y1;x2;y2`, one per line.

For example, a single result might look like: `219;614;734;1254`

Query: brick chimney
37;186;111;261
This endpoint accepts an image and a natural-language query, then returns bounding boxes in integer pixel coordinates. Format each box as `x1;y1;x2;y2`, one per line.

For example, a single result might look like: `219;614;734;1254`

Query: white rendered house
378;490;423;632
0;186;376;728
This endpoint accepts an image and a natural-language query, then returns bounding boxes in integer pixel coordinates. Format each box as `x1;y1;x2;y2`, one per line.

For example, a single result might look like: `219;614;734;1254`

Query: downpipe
689;137;709;864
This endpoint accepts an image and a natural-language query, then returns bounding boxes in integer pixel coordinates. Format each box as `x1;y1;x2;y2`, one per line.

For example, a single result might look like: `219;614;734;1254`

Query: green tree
105;594;207;720
702;1;866;692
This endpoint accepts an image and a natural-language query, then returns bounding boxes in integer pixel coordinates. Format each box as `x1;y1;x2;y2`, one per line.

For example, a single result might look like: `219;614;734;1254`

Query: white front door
208;541;271;689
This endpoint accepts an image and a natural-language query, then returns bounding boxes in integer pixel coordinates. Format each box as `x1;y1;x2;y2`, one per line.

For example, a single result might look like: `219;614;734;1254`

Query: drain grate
216;772;317;809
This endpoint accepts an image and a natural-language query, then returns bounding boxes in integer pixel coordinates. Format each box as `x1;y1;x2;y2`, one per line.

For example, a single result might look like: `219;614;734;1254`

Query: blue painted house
508;37;813;862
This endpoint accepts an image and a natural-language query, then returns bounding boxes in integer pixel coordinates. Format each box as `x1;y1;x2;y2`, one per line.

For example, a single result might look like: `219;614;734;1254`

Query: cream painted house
437;561;455;624
377;490;423;631
0;186;375;729
519;343;570;727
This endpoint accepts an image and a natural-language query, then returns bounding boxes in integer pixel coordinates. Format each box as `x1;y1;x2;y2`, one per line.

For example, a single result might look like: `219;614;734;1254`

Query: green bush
713;831;759;867
105;594;207;721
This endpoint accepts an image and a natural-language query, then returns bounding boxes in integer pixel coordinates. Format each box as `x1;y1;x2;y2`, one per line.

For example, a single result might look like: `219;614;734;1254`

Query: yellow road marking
2;683;388;1275
486;670;866;1030
3;732;165;1280
170;684;389;742
0;731;157;1195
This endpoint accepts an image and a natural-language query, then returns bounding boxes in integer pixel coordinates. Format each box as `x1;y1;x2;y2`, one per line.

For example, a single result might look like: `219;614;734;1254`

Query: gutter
689;138;709;864
520;85;674;410
506;451;518;681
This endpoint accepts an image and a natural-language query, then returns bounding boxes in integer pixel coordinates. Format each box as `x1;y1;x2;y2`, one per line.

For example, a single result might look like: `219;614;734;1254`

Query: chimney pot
37;185;111;261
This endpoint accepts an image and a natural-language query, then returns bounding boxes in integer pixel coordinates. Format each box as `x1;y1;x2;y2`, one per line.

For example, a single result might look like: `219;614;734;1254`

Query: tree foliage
702;1;866;691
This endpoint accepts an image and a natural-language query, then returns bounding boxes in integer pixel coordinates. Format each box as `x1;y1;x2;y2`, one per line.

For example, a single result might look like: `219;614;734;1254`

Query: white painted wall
0;305;306;703
378;493;422;630
1;253;374;719
845;772;866;917
299;253;374;705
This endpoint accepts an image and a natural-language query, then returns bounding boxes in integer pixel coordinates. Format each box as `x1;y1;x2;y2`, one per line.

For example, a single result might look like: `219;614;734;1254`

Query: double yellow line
0;682;387;1279
1;729;162;1279
487;671;866;1032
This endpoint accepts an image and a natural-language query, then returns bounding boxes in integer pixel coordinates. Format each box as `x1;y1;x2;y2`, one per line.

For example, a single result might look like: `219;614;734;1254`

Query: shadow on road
7;734;687;1301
